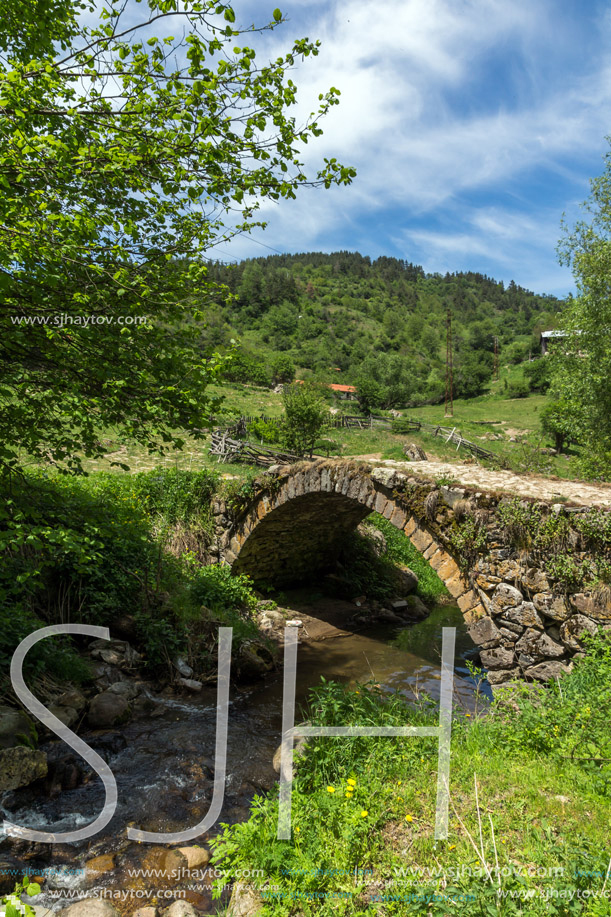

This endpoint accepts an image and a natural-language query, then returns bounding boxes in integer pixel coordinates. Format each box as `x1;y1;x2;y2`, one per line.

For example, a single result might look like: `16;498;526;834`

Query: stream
0;596;488;913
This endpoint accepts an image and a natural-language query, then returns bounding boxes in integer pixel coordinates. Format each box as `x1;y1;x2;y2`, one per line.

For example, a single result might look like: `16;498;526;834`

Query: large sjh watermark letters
4;624;456;844
278;626;455;840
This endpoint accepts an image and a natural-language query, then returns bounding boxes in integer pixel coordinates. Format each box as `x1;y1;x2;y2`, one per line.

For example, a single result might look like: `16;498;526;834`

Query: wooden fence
209;429;306;468
396;419;499;463
210;413;500;466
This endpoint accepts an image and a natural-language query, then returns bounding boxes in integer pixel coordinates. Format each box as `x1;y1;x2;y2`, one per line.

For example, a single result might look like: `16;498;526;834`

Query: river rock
257;609;286;640
62;901;121;917
0;746;47;791
138;848;187;886
177;678;202;693
490;583;523;613
106;681;141;701
165;902;198;917
377;608;403;624
87;692;130;728
237;643;274;680
56;688;87;712
405;595;429;620
559;614;598;651
89;639;141;670
393;565;418;596
273;732;309;774
0;706;35;749
177;846;211;869
479;646;515;669
48;705;79;729
227;883;263;917
91;662;131;689
44;752;83;795
173;657;193;678
85;854;115;878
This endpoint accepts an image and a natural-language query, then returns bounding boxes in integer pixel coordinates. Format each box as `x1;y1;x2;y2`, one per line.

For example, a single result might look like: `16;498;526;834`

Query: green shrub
130;467;218;527
506;378;530;398
190;563;257;613
247;417;284;445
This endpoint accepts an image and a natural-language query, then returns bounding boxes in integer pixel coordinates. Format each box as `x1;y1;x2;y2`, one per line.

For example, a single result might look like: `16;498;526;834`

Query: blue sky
214;0;611;295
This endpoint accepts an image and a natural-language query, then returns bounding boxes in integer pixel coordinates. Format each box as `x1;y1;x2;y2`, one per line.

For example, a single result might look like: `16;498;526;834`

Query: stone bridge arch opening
219;461;473;610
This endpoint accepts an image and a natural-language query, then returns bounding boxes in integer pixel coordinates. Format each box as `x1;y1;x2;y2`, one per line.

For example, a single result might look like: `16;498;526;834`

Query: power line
244;236;286;255
445;309;453;418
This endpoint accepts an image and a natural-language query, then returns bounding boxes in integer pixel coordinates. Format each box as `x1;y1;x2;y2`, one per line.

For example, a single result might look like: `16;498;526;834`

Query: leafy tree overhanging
0;0;355;473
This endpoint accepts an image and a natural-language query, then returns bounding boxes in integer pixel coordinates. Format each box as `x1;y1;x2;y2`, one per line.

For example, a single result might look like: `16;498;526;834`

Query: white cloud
219;0;611;291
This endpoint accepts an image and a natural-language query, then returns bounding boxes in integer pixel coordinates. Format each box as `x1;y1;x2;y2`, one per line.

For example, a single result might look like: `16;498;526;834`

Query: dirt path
377;459;611;507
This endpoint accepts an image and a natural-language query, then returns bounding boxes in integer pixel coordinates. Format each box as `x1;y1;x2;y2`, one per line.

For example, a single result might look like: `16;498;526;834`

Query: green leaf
273;7;282;20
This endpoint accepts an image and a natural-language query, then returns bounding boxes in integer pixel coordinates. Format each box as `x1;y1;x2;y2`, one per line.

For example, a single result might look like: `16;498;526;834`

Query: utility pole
493;336;499;381
445;309;453;417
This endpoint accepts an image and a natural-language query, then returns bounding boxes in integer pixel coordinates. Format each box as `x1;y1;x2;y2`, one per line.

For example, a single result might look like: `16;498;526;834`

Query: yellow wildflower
347;778;357;786
345;792;353;798
405;814;413;823
326;786;335;794
361;810;368;818
295;827;300;833
449;845;456;850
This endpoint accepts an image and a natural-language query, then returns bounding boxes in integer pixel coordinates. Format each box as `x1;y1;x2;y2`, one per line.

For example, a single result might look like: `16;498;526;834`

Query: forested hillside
202;252;564;406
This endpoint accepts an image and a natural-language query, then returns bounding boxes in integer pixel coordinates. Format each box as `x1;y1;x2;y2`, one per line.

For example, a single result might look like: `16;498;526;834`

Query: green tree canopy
0;0;354;473
355;353;413;411
554;142;611;477
281;381;329;457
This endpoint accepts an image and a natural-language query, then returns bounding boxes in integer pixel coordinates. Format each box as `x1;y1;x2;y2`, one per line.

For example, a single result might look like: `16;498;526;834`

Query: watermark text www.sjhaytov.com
10;314;148;328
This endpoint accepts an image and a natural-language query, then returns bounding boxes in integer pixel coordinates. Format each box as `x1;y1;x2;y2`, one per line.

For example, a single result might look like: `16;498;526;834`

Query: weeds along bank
0;467;265;693
211;633;611;916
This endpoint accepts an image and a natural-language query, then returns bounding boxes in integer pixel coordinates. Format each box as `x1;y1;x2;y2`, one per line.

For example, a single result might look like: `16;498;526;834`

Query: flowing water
0;597;487;913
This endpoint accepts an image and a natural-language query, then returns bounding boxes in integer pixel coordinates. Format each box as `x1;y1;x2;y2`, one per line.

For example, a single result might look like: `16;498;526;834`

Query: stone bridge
211;460;611;686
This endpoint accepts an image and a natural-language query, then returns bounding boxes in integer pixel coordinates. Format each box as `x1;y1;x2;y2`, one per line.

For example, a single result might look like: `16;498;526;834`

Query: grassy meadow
63;358;579;481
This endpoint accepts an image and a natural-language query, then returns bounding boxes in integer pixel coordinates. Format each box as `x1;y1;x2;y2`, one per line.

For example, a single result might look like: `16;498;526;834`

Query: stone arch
217;460;485;624
211;459;611;685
